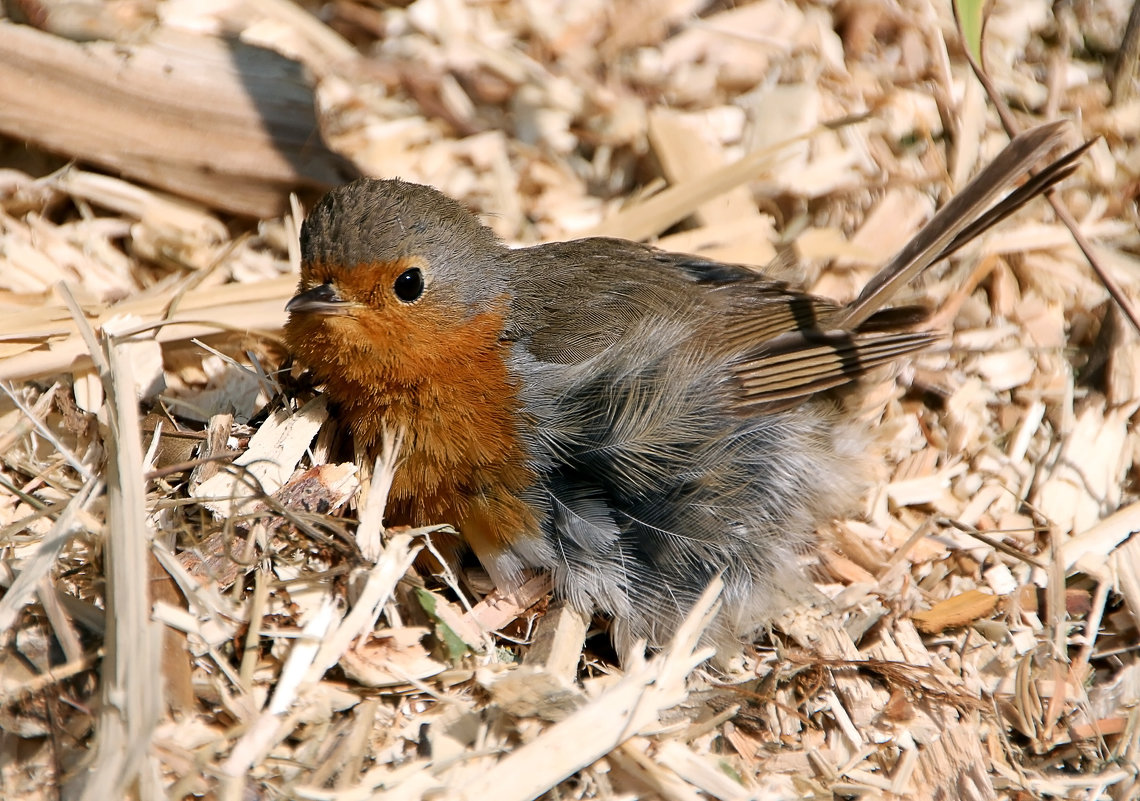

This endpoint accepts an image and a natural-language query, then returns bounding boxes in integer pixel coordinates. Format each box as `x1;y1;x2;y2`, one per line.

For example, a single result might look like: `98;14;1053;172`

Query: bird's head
284;179;510;392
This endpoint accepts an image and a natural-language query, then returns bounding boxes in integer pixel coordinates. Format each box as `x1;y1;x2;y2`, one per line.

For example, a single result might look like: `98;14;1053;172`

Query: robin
284;122;1081;652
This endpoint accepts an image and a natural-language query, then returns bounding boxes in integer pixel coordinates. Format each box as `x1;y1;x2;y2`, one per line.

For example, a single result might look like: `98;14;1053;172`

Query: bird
284;122;1081;652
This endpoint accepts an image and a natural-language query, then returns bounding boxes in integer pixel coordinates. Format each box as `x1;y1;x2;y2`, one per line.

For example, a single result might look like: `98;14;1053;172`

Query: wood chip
912;590;1001;634
0;24;352;217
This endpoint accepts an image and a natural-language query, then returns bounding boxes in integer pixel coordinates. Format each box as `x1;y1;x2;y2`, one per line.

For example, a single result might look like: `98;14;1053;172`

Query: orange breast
290;296;540;563
377;311;539;561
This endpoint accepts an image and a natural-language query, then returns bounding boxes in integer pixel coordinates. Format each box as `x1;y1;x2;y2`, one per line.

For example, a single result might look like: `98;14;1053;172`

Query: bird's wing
505;239;823;361
506;239;932;409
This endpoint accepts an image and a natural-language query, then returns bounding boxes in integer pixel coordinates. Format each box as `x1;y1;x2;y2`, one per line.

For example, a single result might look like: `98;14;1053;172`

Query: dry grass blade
585;131;809;241
357;426;405;563
0;476;100;645
0;276;295;383
1110;0;1140;103
77;318;165;800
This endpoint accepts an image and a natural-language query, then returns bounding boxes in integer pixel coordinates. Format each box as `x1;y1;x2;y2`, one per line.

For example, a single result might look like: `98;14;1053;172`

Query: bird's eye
393;267;424;303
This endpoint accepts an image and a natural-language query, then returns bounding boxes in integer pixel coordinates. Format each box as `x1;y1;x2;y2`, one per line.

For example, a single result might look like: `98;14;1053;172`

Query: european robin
284;122;1080;651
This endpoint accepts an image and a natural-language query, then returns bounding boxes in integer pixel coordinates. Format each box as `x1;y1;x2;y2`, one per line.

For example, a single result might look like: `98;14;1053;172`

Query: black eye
393;268;424;303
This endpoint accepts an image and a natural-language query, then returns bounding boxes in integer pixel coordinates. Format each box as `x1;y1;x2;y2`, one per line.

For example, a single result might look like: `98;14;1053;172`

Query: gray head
284;179;515;393
297;178;508;314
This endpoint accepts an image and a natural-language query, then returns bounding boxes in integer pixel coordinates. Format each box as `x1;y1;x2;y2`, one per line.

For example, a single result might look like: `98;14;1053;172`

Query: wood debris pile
1;0;1138;799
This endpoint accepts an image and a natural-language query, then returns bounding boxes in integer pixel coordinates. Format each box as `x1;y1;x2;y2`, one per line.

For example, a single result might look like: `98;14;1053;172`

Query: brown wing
504;238;801;365
507;239;935;412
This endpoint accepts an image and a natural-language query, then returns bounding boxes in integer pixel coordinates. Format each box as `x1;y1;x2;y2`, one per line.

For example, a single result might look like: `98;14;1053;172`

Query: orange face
286;255;453;391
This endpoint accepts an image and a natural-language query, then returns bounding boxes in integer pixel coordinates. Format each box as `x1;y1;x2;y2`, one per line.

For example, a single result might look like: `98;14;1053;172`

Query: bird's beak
285;282;351;315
